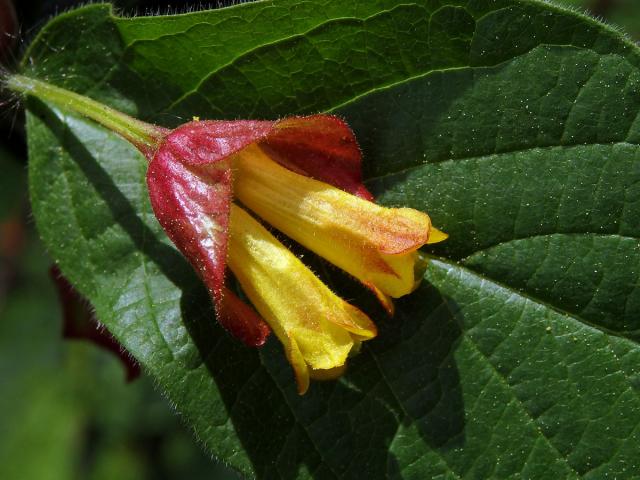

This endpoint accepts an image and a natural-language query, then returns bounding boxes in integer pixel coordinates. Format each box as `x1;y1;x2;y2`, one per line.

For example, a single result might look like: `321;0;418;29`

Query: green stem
5;74;167;154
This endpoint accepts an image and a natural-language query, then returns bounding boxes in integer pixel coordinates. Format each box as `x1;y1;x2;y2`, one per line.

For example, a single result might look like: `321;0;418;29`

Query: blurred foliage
607;2;640;39
0;153;240;479
0;147;23;221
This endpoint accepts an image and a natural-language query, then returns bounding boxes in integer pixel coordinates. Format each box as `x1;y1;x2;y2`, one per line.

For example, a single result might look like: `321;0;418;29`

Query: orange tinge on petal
233;144;447;303
226;205;377;394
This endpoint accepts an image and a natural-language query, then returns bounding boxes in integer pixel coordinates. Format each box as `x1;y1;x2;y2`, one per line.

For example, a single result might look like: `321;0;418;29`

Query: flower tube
233;144;447;301
227;205;376;394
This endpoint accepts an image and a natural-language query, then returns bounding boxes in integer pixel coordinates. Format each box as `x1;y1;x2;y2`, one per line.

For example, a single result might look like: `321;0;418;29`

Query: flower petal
286;337;310;395
325;302;378;340
363;282;395;316
226;205;376;393
233;145;434;298
428;227;449;244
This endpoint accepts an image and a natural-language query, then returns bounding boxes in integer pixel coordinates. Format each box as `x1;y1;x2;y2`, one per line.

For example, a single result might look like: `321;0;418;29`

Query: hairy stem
5;74;167;155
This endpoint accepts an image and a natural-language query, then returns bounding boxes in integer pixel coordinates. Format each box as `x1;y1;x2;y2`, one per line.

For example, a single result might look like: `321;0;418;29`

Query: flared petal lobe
233;145;444;299
227;205;376;394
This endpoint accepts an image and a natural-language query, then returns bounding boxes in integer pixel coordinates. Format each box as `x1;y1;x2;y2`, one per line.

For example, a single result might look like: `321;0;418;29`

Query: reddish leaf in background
146;115;372;347
0;0;17;60
50;266;141;382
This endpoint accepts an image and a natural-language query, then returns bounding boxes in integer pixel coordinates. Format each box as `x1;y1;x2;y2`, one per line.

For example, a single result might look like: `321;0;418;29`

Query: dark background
0;0;637;478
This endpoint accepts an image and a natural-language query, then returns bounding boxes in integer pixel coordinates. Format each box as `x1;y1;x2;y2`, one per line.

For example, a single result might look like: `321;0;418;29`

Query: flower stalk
5;74;167;155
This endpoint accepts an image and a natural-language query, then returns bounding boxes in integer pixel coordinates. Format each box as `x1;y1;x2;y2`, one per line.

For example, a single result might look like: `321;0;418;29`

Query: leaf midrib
429;256;640;352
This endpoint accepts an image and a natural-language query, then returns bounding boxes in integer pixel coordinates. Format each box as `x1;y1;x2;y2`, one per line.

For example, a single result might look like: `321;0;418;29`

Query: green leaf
22;0;640;477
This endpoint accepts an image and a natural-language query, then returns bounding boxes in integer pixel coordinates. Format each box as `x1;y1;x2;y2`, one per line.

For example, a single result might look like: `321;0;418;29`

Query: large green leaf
22;0;640;477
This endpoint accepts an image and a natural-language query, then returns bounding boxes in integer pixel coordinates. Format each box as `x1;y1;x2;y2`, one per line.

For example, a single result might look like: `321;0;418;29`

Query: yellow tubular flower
227;204;377;394
7;75;448;395
233;144;447;303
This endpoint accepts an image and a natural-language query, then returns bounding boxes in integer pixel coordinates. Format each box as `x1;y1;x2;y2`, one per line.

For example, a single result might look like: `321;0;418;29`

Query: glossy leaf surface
24;1;640;477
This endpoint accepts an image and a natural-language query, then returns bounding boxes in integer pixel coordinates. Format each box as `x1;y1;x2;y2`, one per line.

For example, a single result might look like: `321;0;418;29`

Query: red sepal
147;121;273;346
147;145;233;303
218;288;270;347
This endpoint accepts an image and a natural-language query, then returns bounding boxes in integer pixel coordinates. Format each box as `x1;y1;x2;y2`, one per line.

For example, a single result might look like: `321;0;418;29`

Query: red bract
146;115;373;347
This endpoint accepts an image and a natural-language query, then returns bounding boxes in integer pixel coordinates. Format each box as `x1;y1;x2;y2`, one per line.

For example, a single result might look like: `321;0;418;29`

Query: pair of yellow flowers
227;144;446;393
7;74;446;394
